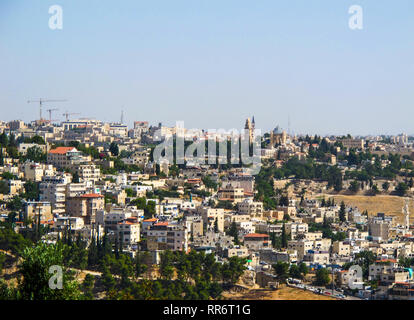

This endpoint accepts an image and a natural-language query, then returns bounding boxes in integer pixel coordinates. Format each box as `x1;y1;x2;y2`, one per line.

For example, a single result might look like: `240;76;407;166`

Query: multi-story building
288;239;314;261
117;220;140;249
147;222;189;251
18;143;47;156
23;201;53;221
340;138;365;150
22;162;54;182
198;207;224;232
303;250;330;265
39;176;69;215
66;193;104;224
74;164;101;182
243;233;270;250
47;147;85;169
238;199;263;218
332;241;351;257
218;185;245;203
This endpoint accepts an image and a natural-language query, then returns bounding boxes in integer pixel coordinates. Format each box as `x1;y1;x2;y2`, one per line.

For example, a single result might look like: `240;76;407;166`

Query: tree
134;252;149;278
315;268;330;286
0;133;8;147
289;264;302;279
0;253;6;275
19;242;81;300
202;175;218;190
342;250;376;279
102;265;116;292
221;256;247;285
349;180;360;193
29;135;46;145
371;184;380;195
109;142;119;157
396;182;409;196
0;180;8;195
273;261;289;281
25;146;46;162
299;263;308;276
0;278;16;300
160;250;175;279
72;172;80;183
23;181;39;200
382;181;390;191
82;274;95;300
339;201;346;222
281;223;288;248
228;221;239;245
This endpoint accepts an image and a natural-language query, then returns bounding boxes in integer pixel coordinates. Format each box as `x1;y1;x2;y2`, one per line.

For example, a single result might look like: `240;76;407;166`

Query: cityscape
1;115;414;301
1;1;414;306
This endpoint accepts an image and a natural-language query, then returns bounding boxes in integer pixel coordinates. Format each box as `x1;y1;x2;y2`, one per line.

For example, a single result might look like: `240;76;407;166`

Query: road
287;281;363;300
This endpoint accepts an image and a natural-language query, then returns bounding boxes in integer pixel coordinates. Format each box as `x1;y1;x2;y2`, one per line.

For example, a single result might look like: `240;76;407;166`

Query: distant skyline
1;0;413;136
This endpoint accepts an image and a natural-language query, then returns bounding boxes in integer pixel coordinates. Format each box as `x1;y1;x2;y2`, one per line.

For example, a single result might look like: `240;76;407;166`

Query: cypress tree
281;223;287;248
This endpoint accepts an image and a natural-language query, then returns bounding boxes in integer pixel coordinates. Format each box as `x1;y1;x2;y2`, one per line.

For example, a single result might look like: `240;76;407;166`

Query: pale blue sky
0;0;413;135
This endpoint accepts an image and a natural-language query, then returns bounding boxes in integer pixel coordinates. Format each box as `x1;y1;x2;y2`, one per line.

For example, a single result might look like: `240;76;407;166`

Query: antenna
288;114;291;136
121;109;124;124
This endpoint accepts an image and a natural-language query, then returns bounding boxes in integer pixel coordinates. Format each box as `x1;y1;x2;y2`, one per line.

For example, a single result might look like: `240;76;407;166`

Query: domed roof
273;125;282;134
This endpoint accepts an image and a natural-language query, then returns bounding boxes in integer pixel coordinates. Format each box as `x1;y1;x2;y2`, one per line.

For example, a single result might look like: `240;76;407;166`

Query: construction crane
46;108;59;122
27;98;67;120
62;111;81;121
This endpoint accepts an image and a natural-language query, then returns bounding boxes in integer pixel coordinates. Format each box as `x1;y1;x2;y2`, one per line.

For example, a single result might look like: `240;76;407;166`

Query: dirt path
222;285;337;300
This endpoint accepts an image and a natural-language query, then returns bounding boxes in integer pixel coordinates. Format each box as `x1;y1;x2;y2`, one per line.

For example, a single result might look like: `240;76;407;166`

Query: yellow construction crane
27;98;67;120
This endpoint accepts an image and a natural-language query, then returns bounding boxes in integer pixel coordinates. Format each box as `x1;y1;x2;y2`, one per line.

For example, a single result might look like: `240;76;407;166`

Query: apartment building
147;222;189;251
23;201;53;221
74;164;101;182
39;175;71;215
332;241;351;257
224;174;255;193
55;216;85;230
22;162;54;182
304;250;330;265
117;221;140;249
66;193;104;224
218;185;245;204
285;222;308;239
47;147;84;169
198;207;224;232
224;246;249;258
340;138;365;150
238;199;263;218
243;233;270;250
288;239;314;261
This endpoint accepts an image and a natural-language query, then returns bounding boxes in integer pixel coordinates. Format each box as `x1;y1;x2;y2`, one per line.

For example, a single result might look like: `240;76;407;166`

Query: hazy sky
0;0;413;136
